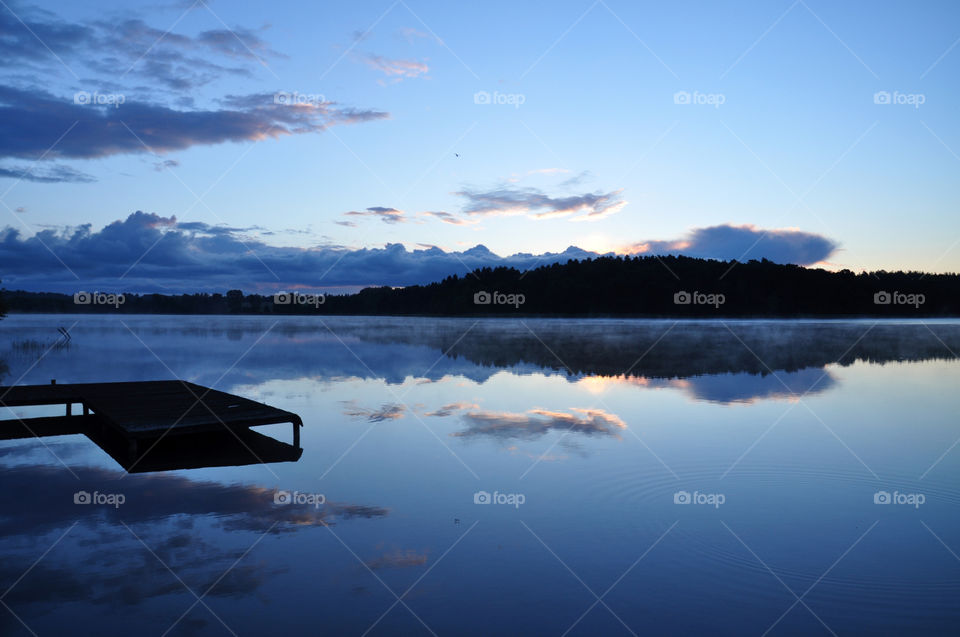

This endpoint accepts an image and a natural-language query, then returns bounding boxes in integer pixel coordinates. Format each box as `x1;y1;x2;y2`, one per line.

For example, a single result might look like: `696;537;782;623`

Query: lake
1;314;960;636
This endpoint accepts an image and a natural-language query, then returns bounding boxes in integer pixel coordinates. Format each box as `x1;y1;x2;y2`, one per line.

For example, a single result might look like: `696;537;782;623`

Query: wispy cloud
344;206;406;224
424;402;480;417
0;9;282;90
342;401;406;422
421;211;476;226
0;163;95;183
456;186;627;221
398;26;440;43
360;54;429;81
450;407;628;441
364;549;428;570
153;159;179;172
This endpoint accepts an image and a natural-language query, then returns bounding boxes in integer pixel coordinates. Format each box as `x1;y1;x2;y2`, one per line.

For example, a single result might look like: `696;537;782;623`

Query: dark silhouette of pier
0;380;303;472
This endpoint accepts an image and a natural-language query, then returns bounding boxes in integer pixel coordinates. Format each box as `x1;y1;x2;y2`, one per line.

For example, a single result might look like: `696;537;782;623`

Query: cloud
421;211;475;225
0;86;388;160
194;26;278;60
0;462;388;540
424;402;479;417
0;163;95;183
451;407;627;441
342;401;406;422
0;211;600;292
398;27;439;43
343;206;406;224
360;54;429;80
364;549;428;570
624;224;839;266
153;159;179;171
0;462;388;611
456;186;627;221
0;8;281;90
0;212;840;293
335;220;358;227
559;170;591;188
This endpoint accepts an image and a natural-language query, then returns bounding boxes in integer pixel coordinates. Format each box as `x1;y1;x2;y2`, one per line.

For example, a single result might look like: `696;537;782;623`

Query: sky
0;0;958;293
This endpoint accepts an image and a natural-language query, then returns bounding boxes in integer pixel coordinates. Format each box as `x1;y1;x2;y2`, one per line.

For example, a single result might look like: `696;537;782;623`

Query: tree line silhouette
3;255;959;316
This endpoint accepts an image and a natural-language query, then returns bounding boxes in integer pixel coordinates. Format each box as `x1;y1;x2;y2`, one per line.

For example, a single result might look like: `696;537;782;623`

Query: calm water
2;315;960;636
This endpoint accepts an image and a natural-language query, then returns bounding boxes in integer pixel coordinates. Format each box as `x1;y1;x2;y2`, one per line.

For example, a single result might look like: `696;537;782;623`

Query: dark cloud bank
0;212;838;293
0;7;387;181
0;86;387;167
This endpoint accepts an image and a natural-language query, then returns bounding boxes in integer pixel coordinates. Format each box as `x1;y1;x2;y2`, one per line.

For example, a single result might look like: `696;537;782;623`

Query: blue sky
1;0;958;292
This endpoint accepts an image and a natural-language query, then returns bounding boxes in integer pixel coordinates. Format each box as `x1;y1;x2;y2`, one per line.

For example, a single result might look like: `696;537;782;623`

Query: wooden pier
0;380;303;472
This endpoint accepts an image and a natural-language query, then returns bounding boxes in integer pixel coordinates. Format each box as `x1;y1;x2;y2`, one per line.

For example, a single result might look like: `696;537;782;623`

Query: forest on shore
3;255;959;317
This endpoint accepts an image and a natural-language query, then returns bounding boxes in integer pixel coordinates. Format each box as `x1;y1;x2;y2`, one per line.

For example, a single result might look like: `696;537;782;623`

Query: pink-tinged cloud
361;54;429;79
421;211;477;225
449;406;627;440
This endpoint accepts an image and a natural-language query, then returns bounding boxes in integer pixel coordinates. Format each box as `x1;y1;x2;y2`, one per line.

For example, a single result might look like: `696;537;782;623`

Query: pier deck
0;380;303;471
